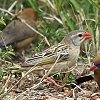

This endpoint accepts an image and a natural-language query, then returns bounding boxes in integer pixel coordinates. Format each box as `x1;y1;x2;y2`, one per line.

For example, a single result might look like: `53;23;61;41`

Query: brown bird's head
18;8;38;21
90;56;100;71
62;30;92;46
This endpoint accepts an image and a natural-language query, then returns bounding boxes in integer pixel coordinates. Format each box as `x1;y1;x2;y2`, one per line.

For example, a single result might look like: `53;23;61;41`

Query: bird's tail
71;74;94;88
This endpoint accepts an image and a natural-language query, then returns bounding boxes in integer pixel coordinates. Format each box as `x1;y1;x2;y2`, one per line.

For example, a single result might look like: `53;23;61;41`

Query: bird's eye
78;34;82;37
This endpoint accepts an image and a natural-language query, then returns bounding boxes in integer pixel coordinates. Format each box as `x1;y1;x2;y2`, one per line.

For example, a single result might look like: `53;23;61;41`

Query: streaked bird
22;30;92;74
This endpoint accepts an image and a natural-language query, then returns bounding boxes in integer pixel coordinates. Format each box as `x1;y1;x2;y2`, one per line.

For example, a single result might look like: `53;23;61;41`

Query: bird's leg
43;76;63;88
42;72;65;89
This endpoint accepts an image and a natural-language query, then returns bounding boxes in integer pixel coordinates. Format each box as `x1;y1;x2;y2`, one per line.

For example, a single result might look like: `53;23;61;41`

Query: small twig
4;67;28;72
44;15;63;25
72;88;76;98
7;1;18;12
95;26;99;55
46;0;56;12
18;17;50;46
0;73;12;94
71;83;85;93
85;42;92;66
85;19;95;22
65;64;77;73
0;8;14;16
36;50;61;83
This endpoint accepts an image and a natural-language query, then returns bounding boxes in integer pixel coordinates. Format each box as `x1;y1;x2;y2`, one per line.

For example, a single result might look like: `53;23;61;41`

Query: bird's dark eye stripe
78;34;82;37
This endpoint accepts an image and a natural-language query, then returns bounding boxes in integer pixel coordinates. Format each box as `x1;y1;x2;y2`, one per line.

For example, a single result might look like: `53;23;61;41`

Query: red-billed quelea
22;30;92;74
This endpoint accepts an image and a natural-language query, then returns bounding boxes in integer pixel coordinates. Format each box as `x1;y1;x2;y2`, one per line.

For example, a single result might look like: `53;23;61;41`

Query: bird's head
90;56;100;71
69;30;92;46
19;8;38;21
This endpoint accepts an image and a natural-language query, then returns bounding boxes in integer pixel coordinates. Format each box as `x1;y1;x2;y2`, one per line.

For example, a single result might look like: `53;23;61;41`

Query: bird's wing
0;20;36;47
23;43;70;66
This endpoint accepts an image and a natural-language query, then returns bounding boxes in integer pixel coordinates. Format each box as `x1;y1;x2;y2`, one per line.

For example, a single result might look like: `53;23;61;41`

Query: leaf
0;17;6;26
69;0;81;10
28;0;43;13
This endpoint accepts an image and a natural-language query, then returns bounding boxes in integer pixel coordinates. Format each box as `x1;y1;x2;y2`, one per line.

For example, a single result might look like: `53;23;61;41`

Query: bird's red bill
90;65;97;71
84;32;92;40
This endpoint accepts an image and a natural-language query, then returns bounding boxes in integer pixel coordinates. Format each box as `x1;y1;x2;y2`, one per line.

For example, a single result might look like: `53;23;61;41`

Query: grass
27;0;99;51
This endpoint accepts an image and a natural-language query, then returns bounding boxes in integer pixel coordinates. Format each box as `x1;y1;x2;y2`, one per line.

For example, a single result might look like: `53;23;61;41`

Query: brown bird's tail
71;75;94;88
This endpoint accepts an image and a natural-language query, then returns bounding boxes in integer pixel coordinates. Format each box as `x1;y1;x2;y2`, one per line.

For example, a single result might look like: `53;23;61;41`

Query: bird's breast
66;46;80;68
40;46;80;74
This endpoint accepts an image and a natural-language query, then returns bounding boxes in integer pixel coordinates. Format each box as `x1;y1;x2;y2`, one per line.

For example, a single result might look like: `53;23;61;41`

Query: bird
89;56;100;90
0;8;38;51
72;56;100;90
22;30;92;74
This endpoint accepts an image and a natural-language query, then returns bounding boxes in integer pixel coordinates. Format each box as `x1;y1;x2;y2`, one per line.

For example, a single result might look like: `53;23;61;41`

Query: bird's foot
43;77;64;90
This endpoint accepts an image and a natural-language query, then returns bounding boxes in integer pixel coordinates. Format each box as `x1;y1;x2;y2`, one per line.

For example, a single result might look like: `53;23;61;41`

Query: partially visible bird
72;56;100;90
22;30;92;74
0;8;38;51
90;56;100;90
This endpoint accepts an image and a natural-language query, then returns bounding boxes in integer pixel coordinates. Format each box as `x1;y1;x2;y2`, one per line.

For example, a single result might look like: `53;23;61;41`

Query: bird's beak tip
84;32;92;40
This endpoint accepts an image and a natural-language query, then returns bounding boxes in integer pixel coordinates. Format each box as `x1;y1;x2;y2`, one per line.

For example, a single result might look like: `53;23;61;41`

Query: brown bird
90;56;100;90
0;8;38;51
72;56;100;90
22;30;92;74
